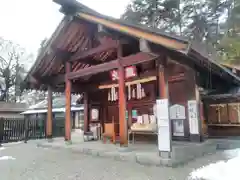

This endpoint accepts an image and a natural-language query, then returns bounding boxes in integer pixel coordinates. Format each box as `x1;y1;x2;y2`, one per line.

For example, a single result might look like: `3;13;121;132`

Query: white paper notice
187;100;199;134
156;99;169;120
156;99;171;152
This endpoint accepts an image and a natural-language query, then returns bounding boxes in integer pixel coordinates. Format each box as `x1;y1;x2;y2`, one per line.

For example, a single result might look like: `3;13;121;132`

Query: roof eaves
54;0;189;45
188;42;240;85
24;15;71;84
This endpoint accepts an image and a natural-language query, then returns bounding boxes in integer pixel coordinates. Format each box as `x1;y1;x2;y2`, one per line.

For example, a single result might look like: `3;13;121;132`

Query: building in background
21;95;84;131
0;102;26;119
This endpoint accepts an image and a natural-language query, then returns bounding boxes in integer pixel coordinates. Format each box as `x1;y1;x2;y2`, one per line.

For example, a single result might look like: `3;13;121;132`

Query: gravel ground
0;141;231;180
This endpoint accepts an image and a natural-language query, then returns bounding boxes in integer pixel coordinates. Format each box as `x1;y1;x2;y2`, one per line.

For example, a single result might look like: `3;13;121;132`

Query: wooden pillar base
46;135;53;139
47;137;54;143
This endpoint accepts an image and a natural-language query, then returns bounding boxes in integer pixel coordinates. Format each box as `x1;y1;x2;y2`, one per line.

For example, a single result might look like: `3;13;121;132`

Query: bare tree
0;38;30;102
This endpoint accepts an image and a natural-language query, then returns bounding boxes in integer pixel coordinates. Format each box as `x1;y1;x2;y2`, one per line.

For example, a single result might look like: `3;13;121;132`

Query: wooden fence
0;117;65;144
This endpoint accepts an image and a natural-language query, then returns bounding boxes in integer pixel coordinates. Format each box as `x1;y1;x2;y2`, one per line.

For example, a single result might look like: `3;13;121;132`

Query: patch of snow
189;149;240;180
0;147;6;151
223;148;240;159
2;141;22;147
0;156;16;160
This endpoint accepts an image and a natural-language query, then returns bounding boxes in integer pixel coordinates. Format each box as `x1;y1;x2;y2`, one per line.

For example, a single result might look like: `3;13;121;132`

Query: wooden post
157;58;171;157
24;115;29;143
46;86;53;139
117;41;128;146
158;61;168;99
128;108;133;128
65;62;72;142
0;118;4;146
83;92;89;133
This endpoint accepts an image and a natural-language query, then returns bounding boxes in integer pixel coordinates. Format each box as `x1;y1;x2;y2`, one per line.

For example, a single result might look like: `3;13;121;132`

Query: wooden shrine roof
24;0;240;91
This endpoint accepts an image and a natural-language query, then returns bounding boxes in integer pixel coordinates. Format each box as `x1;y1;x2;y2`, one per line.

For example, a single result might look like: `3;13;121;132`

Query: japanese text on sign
110;66;137;81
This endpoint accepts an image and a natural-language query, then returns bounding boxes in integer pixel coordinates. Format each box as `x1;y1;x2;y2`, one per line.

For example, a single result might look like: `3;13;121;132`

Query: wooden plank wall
207;103;240;136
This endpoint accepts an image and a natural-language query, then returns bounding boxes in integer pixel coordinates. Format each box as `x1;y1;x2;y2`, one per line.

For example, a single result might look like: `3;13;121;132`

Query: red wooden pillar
158;63;168;99
65;62;72;141
117;41;128;146
46;85;53;139
157;58;171;157
83;92;89;133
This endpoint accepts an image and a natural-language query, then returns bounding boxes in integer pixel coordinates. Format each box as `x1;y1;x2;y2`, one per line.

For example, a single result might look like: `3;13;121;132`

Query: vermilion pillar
117;41;128;146
83;92;89;133
158;60;168;99
157;58;171;157
65;62;72;141
46;86;53;139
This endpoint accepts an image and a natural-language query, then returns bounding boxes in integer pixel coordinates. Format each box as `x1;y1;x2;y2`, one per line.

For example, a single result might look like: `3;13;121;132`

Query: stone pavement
0;141;188;180
36;136;217;167
0;139;239;180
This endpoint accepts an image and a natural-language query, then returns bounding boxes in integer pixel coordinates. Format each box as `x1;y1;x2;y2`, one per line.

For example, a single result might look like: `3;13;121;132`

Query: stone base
65;140;72;145
159;151;171;158
190;134;203;142
47;138;54;143
37;139;217;167
46;135;53;139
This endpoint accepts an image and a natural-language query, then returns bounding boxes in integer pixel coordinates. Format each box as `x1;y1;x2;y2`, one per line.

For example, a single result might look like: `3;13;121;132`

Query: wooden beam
118;41;128;146
28;75;39;84
42;74;65;85
46;86;53;139
77;13;188;51
99;76;157;89
83;92;89;133
69;41;118;62
65;62;72;141
67;52;158;80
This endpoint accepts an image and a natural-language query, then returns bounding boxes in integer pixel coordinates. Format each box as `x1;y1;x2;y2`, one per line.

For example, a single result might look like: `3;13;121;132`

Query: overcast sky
0;0;130;55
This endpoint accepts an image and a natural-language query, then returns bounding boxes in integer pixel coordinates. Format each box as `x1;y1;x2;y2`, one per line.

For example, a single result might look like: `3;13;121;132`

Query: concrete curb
37;141;217;167
36;142;178;167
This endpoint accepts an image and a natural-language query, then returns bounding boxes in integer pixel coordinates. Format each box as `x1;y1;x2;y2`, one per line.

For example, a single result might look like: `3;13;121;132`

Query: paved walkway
0;139;239;180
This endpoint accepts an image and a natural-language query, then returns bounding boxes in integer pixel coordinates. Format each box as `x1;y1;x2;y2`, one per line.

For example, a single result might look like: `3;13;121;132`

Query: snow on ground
0;146;16;161
0;156;16;160
189;149;240;180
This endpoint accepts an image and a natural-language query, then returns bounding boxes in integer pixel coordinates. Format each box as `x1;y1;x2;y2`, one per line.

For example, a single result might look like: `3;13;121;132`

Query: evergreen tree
121;0;230;42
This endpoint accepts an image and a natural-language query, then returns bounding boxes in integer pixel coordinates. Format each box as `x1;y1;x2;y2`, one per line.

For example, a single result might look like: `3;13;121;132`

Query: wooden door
107;105;119;135
208;105;218;124
228;103;239;124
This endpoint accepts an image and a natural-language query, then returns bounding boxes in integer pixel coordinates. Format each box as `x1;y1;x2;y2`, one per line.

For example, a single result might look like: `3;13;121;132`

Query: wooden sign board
170;104;186;120
188;100;199;134
110;66;137;81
